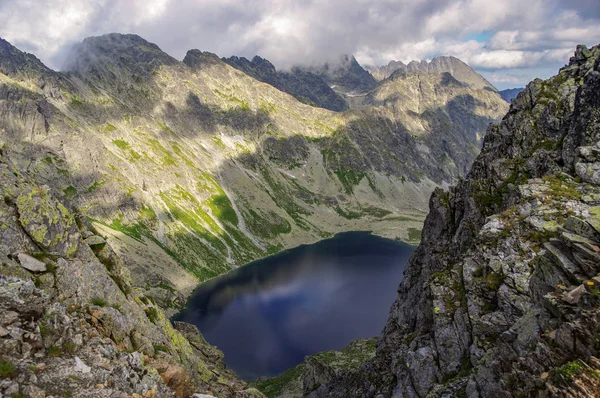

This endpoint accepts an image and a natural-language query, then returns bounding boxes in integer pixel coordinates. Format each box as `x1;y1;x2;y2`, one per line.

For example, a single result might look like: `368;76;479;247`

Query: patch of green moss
69;97;84;106
147;138;177;166
556;360;584;379
335;168;365;195
334;206;361;219
91;296;106;307
87;180;106;193
484;272;506;291
112;139;130;150
145;307;159;323
207;193;238;225
543;175;580;200
407;228;422;242
63;185;77;198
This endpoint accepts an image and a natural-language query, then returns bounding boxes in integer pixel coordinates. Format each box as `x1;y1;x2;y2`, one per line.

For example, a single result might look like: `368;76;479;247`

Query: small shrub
556;360;583;379
145;307;159;324
38;323;50;337
63;341;76;354
153;344;169;353
47;346;62;357
91;296;107;307
0;358;16;378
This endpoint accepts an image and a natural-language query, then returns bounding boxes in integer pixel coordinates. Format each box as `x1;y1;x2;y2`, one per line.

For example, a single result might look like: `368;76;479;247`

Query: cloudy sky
1;0;599;89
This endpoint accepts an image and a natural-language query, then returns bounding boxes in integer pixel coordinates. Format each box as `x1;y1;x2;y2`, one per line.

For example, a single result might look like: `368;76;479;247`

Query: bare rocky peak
63;33;179;76
0;37;52;78
373;55;496;91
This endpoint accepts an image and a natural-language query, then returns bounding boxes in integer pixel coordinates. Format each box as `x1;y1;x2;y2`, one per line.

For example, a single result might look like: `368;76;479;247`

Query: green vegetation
153;344;170;353
251;364;305;398
259;166;312;230
145;307;159;323
148;138;176;166
208;194;238;225
69;97;84;106
556;360;584;379
87;180;106;193
62;341;76;354
334;206;361;219
91;296;107;307
63;185;77;198
335;169;365;195
0;358;16;378
47;346;62;357
484;272;505;291
407;228;422;242
543;175;580;200
112;139;130;150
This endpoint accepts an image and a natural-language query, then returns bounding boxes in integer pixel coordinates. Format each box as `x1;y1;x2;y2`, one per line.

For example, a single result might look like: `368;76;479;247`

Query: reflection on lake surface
174;231;415;380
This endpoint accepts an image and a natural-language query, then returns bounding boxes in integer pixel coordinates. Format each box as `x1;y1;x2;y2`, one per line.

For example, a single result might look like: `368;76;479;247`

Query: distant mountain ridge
222;55;348;111
499;87;525;103
371;55;496;91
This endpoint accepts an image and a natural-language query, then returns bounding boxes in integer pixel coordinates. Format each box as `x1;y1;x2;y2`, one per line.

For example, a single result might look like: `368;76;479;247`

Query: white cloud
488;74;524;84
0;0;598;88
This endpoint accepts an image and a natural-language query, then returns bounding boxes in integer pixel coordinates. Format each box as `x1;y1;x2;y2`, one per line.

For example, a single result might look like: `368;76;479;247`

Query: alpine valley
1;29;599;398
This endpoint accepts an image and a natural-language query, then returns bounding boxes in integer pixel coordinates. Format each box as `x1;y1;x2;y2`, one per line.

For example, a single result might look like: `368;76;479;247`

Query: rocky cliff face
0;33;508;311
0;148;263;397
309;44;600;398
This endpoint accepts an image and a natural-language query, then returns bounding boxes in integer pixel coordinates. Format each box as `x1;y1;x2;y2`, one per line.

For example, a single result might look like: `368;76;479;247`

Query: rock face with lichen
308;44;600;398
0;150;263;397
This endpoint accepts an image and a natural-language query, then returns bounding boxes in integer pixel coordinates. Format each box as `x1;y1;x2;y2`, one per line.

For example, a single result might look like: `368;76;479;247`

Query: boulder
17;253;46;272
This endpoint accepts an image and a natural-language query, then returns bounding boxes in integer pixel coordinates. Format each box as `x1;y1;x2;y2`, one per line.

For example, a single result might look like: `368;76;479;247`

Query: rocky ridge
0;33;508;310
222;56;348;112
0;148;263;397
371;56;496;91
304;44;600;398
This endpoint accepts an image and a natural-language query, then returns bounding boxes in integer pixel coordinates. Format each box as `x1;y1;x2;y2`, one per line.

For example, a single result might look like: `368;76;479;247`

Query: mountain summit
372;55;496;90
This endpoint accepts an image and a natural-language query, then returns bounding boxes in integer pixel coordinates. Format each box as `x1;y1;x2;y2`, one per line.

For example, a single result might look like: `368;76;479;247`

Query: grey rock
83;235;106;249
17;253;46;272
73;356;91;373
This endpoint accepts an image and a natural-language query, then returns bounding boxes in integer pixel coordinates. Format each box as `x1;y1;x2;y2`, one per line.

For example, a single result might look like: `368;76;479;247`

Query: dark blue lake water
174;231;415;380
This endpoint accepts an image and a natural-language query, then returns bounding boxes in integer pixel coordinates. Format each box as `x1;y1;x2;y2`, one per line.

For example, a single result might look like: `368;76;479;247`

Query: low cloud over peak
1;0;599;89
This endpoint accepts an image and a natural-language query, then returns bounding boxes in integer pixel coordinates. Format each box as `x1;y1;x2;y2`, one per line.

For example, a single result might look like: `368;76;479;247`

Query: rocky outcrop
0;151;262;397
311;44;600;397
222;56;348;111
251;338;376;398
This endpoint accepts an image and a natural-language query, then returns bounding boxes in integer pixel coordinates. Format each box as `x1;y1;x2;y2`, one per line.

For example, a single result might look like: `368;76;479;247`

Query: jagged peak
374;54;495;91
183;49;223;69
0;37;54;78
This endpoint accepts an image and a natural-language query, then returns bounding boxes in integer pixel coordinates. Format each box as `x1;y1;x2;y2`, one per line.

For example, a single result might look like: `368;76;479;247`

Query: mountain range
0;33;507;312
0;31;599;398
